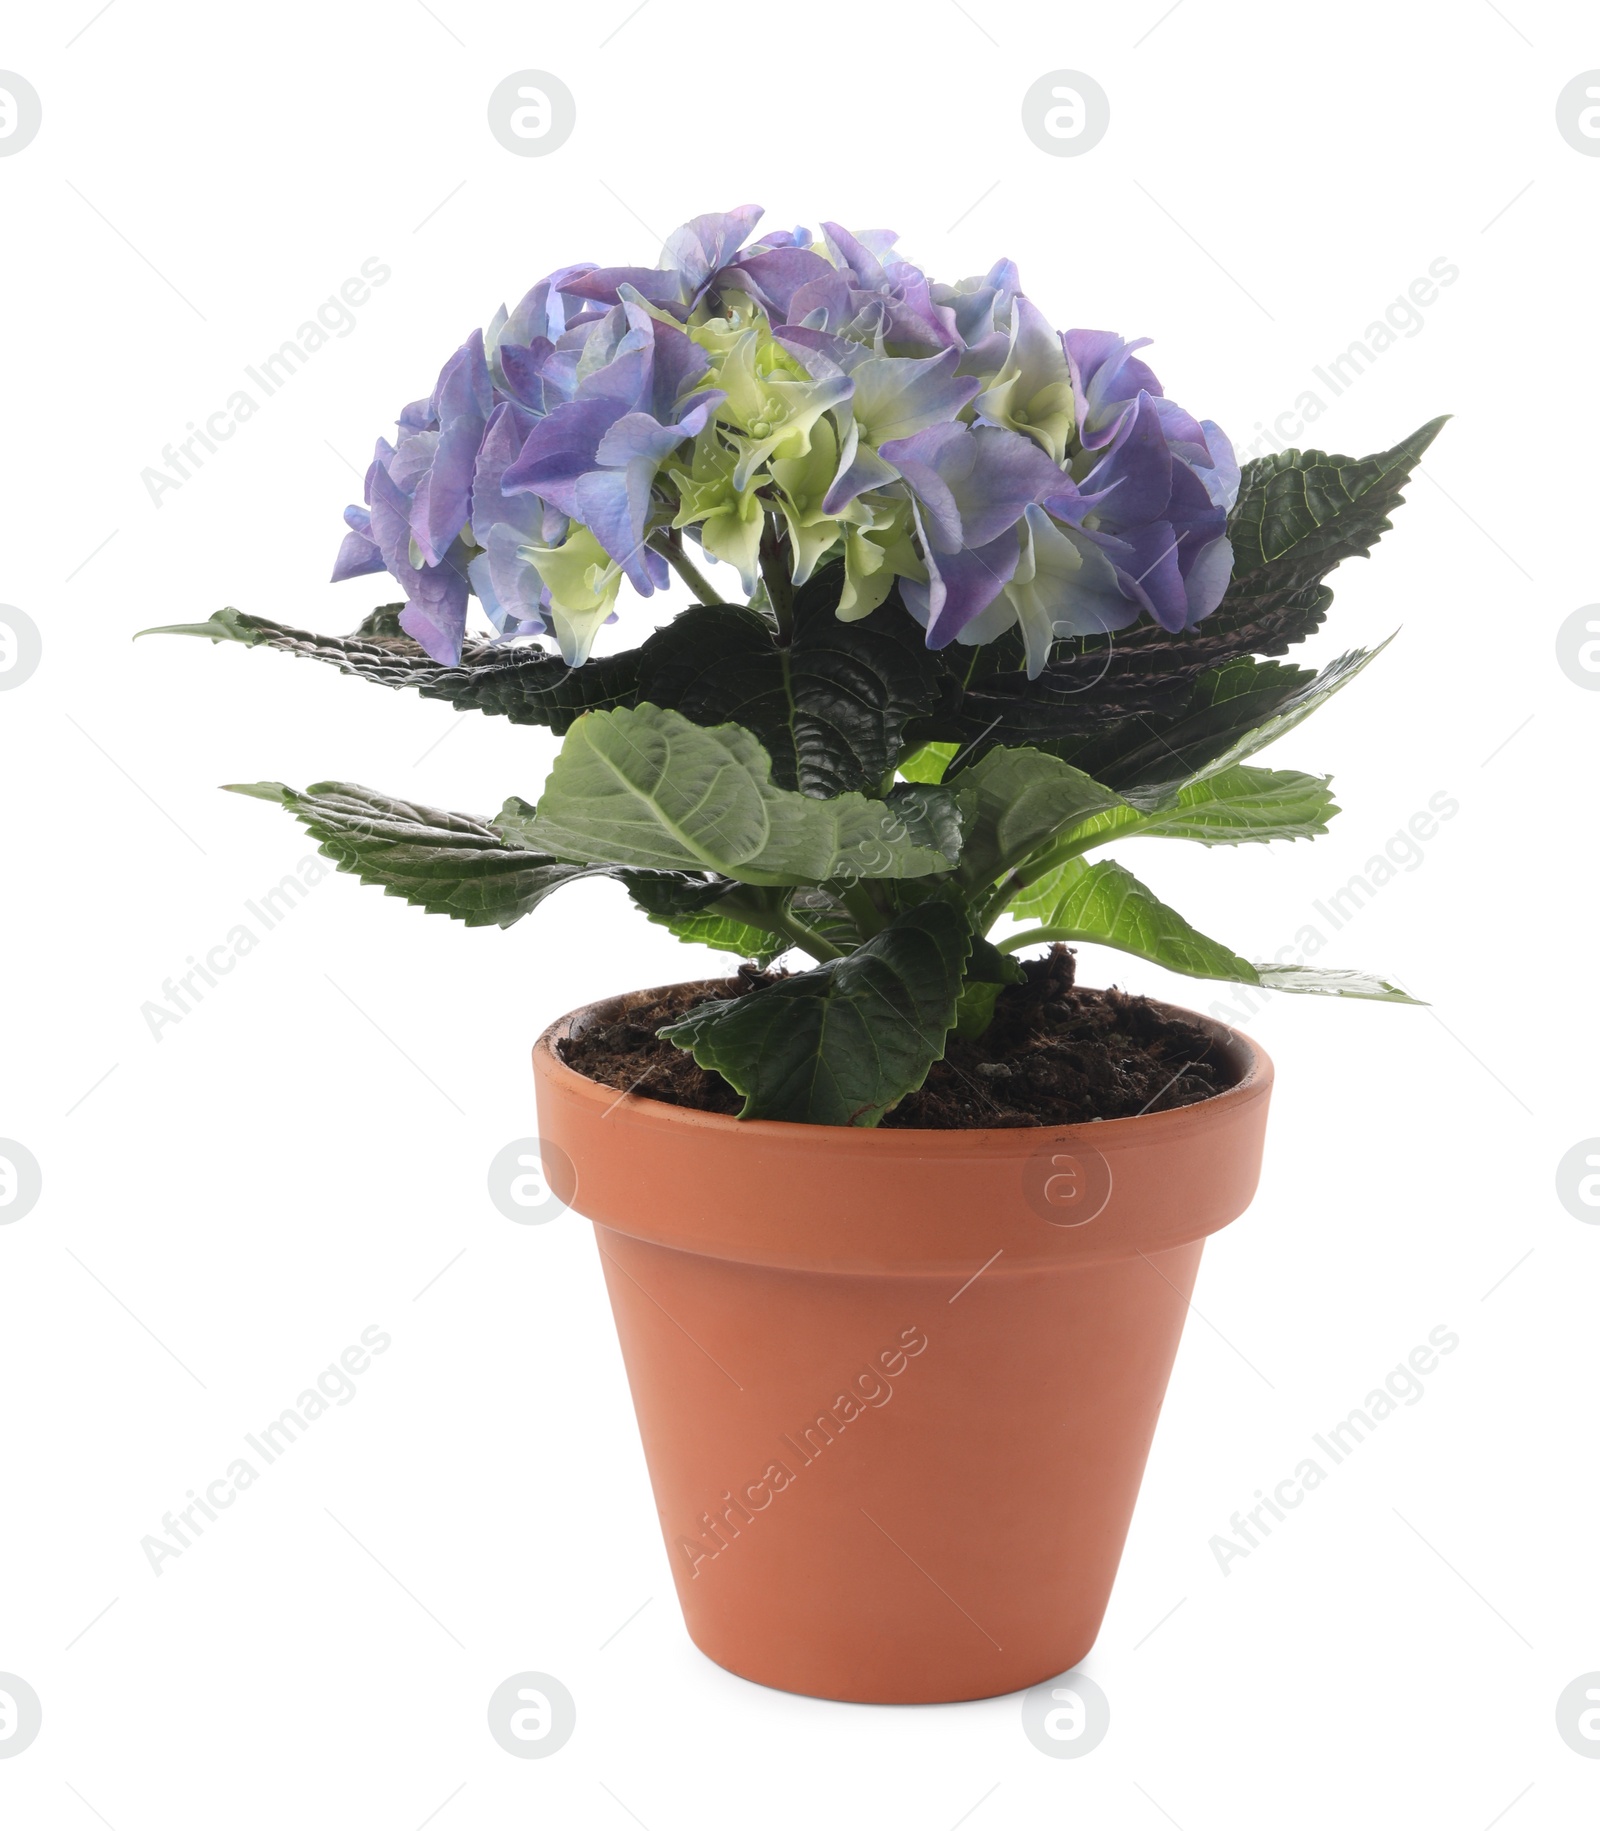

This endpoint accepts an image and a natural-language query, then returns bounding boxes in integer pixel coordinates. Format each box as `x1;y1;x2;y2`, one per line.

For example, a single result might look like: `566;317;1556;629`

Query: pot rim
532;980;1274;1271
535;977;1269;1149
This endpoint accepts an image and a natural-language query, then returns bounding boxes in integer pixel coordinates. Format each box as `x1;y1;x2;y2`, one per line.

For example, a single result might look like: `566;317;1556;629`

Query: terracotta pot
533;985;1273;1705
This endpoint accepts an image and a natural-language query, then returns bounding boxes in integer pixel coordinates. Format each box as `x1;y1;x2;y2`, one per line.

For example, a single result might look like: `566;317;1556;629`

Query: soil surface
559;946;1240;1128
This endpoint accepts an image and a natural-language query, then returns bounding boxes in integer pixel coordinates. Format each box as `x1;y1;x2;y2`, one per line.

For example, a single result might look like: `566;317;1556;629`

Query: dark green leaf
660;901;973;1124
224;780;607;927
147;574;941;791
967;934;1027;986
621;872;787;965
634;564;942;795
1223;417;1446;618
618;870;743;920
349;605;412;639
1071;646;1386;810
787;890;874;957
911;624;1196;758
885;782;968;865
146;606;638;734
903;420;1443;763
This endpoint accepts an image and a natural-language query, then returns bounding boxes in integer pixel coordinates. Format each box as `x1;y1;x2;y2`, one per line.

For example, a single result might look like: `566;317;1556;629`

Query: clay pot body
533;988;1272;1704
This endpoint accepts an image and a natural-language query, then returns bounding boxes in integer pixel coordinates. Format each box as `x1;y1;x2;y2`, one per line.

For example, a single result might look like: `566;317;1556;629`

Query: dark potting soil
558;946;1240;1128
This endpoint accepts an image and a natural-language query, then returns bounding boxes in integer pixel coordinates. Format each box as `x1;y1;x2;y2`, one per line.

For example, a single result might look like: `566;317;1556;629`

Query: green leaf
648;910;786;963
620;873;787;965
486;793;541;846
951;934;1026;1041
142;608;279;646
951;980;1003;1040
1253;965;1419;1002
1128;765;1338;845
633;564;942;795
225;781;608;927
660;901;972;1124
1007;857;1256;979
527;704;952;885
898;741;958;784
1006;857;1418;1001
1002;763;1338;883
146;606;639;735
951;746;1127;890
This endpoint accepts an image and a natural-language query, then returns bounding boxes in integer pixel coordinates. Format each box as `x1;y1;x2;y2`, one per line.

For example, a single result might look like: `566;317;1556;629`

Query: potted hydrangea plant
152;206;1441;1705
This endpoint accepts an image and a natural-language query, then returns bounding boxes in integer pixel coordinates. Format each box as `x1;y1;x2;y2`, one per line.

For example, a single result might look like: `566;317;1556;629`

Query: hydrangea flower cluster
332;206;1239;673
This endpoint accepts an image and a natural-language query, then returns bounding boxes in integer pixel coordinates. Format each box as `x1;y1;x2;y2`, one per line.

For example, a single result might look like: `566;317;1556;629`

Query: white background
3;1;1597;1824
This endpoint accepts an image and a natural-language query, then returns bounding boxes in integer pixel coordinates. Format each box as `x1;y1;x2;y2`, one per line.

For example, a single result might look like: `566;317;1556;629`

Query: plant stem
976;818;1152;933
651;530;722;606
773;909;846;962
714;889;845;964
996;926;1069;955
758;514;795;643
839;883;887;938
973;872;1024;934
